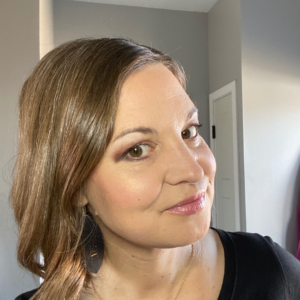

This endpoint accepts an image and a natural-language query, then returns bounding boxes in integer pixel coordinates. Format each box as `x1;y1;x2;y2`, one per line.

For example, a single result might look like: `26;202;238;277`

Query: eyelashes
181;123;202;140
120;123;202;162
121;144;151;161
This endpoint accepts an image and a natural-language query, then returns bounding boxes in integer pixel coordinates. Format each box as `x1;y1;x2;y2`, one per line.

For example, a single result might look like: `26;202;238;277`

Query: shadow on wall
285;159;300;256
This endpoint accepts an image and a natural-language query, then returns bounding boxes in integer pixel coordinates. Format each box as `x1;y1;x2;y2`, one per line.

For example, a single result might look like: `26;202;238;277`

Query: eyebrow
187;106;198;121
112;106;198;143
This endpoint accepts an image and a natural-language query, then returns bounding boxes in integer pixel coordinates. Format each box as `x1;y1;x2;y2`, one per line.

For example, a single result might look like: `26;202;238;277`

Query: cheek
204;147;216;202
89;164;162;211
207;149;217;177
199;142;217;178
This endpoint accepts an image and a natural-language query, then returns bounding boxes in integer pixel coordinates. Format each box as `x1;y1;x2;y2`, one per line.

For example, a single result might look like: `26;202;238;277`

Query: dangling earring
81;208;104;274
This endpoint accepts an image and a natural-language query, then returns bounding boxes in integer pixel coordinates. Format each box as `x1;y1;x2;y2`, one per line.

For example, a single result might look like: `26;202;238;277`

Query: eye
181;123;202;140
123;144;151;160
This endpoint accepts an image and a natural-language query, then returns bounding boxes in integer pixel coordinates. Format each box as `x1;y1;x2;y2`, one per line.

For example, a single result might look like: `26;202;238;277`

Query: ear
73;188;89;207
77;194;89;207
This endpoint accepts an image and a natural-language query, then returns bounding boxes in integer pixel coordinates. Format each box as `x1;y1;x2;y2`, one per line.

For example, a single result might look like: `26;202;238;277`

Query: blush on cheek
98;174;158;209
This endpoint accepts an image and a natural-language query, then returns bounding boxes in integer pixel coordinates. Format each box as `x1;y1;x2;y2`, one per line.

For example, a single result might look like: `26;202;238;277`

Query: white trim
209;81;240;231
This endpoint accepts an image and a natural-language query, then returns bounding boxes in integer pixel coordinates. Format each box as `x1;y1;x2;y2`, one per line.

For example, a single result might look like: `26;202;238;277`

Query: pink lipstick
166;192;206;215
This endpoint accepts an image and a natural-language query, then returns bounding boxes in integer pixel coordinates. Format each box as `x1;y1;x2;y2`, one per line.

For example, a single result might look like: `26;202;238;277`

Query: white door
209;81;240;231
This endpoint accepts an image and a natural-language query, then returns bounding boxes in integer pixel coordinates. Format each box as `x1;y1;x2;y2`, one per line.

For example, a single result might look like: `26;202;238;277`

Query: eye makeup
120;143;153;162
182;123;202;140
119;122;202;162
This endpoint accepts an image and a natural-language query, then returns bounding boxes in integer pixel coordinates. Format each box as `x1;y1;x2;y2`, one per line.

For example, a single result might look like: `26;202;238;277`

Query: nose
162;138;205;185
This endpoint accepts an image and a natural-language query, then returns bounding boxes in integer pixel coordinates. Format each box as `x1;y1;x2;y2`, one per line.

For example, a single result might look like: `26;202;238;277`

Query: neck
91;232;205;300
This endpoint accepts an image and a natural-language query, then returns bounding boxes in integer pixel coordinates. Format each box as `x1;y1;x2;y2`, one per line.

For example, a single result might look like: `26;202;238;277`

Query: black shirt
15;228;300;299
215;228;300;299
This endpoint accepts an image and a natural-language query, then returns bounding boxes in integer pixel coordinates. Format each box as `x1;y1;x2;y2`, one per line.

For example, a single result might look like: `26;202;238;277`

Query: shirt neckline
210;227;237;300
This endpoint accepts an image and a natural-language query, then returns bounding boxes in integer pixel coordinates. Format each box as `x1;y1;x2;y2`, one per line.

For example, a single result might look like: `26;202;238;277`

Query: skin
81;63;224;300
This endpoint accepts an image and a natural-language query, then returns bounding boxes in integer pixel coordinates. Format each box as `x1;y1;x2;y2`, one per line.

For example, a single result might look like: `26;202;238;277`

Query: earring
81;209;104;274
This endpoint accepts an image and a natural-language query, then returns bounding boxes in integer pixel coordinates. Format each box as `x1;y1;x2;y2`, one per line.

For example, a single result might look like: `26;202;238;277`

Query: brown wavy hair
10;38;186;299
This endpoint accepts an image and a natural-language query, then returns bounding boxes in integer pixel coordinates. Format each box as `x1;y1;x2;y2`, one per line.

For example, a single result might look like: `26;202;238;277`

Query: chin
170;206;212;247
176;221;211;247
149;213;212;249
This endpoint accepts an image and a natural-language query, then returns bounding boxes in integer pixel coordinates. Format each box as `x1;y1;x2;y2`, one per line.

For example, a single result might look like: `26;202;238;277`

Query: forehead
115;63;194;129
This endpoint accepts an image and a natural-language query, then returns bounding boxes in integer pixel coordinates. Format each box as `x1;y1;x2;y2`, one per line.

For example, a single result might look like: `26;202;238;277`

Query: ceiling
71;0;219;13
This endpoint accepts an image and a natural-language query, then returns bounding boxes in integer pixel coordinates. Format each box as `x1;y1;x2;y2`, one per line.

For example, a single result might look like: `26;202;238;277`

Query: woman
12;38;300;300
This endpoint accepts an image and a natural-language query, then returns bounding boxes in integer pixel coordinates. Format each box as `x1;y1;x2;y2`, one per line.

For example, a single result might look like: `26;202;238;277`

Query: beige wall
0;0;40;298
241;0;300;254
208;0;246;231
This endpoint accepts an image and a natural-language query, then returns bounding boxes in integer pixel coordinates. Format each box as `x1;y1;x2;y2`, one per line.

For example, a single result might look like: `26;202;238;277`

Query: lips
166;192;206;216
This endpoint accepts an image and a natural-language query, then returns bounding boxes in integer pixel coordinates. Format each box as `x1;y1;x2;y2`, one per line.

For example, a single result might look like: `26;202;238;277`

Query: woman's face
83;63;216;248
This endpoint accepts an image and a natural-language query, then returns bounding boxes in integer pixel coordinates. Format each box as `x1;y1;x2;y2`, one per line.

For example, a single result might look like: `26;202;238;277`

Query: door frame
209;80;240;231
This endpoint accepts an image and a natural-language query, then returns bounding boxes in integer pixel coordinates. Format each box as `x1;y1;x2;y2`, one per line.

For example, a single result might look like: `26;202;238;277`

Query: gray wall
240;0;300;253
52;0;210;143
208;0;246;231
0;0;40;299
